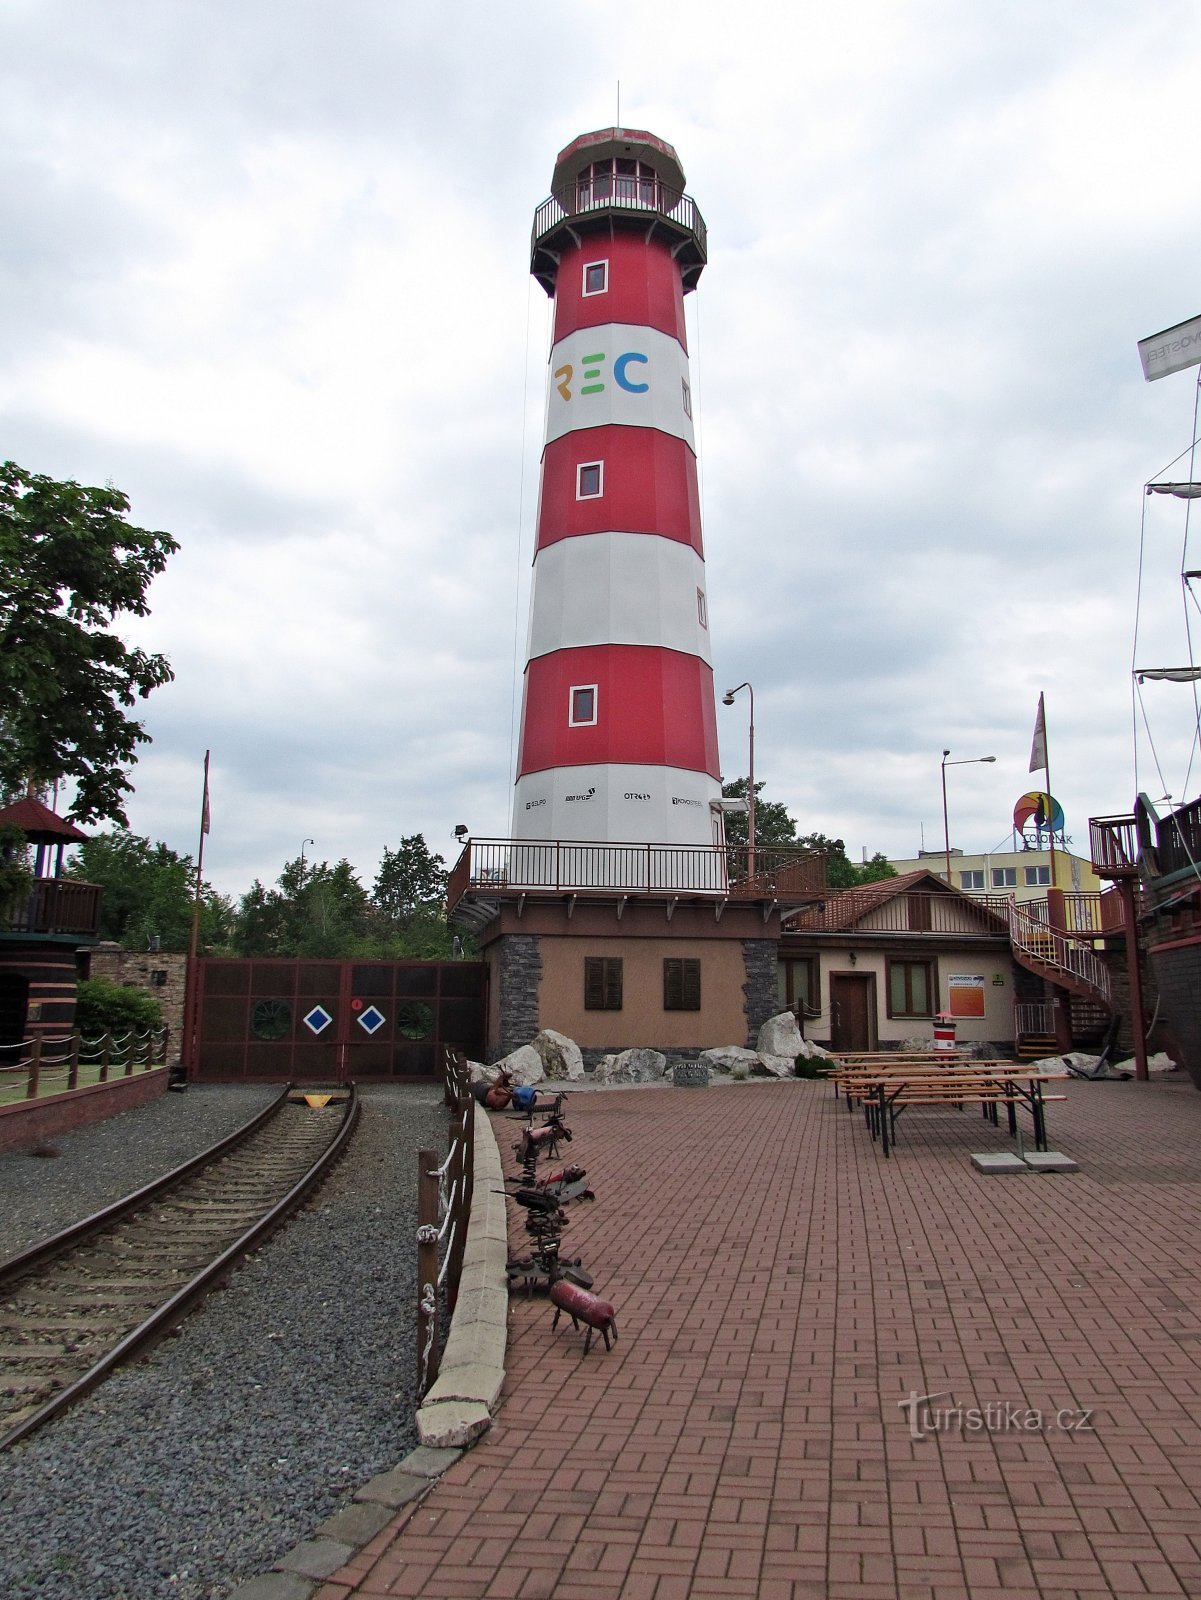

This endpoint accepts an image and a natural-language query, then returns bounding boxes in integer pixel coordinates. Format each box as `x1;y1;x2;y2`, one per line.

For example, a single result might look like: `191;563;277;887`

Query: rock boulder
532;1029;584;1081
594;1048;667;1084
757;1011;804;1059
796;1037;831;1062
699;1046;761;1075
754;1053;796;1078
489;1044;545;1085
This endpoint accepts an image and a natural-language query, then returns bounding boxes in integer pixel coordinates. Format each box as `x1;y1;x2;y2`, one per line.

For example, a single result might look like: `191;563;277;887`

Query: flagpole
188;750;210;961
1042;708;1056;891
1029;694;1056;889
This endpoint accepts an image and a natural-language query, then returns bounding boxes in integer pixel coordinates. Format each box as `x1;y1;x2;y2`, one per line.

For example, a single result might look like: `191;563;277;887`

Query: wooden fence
0;1027;171;1104
416;1046;476;1396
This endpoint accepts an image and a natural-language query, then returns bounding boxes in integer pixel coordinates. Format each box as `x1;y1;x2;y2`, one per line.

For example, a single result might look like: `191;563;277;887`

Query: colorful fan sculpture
1013;791;1064;834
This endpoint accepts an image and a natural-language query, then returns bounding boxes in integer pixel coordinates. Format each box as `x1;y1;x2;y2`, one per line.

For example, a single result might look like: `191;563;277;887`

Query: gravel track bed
1;1086;282;1258
0;1083;446;1599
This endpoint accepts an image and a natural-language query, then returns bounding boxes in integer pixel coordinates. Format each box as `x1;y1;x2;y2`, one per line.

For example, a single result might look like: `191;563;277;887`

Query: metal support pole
1118;877;1149;1081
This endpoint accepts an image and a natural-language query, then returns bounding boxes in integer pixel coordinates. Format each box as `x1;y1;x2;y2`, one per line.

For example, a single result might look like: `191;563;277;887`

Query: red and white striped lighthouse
513;128;720;850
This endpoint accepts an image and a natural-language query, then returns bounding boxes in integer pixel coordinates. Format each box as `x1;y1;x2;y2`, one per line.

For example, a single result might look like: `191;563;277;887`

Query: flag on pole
1029;694;1047;773
201;750;211;835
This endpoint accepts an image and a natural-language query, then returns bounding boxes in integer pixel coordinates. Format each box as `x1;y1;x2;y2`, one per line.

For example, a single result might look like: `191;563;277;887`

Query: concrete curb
227;1109;509;1600
415;1106;509;1446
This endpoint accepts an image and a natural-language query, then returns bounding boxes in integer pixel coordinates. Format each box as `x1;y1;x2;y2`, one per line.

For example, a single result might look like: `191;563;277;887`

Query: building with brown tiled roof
778;869;1018;1052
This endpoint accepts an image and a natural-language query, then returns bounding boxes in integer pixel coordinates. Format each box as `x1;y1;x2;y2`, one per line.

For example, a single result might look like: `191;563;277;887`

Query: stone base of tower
476;897;781;1063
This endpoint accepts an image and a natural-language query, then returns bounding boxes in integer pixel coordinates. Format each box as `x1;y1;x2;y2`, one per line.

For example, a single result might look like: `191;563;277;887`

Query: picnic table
827;1052;1063;1159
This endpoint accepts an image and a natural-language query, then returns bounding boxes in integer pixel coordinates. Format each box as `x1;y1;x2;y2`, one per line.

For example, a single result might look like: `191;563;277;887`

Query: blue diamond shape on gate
357;1005;386;1035
303;1005;333;1035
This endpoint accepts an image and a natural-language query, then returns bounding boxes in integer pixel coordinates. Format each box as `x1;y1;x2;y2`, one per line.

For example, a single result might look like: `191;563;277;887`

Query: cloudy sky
5;0;1201;897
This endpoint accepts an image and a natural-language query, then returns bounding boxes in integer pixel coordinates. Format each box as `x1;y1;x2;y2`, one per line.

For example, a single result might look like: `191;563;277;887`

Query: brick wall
0;1067;167;1153
87;945;188;1055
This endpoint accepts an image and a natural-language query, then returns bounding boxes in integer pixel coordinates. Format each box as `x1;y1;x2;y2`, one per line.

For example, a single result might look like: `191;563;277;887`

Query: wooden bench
833;1062;1064;1158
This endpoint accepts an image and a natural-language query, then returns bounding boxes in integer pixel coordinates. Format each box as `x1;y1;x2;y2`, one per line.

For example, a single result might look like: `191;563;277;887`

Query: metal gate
188;958;487;1082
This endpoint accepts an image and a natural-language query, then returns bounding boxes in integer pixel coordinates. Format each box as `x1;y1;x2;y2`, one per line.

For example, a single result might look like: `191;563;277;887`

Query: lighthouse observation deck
531;170;706;295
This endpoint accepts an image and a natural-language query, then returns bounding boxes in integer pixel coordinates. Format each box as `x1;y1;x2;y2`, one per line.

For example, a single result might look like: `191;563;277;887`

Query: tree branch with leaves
0;462;178;824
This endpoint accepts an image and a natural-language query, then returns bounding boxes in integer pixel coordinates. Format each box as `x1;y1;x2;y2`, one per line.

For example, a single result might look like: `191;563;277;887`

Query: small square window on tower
569;684;598;726
576;461;603;499
582;259;608;296
681;378;692;419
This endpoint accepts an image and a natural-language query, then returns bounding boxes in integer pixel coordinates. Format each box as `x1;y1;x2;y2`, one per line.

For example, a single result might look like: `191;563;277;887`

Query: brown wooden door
830;973;875;1052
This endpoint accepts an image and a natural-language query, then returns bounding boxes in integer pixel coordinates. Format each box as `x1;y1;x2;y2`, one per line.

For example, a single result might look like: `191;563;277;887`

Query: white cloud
5;0;1201;893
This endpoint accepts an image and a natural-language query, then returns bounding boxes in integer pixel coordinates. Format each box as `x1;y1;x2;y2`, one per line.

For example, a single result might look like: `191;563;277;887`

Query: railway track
0;1085;359;1451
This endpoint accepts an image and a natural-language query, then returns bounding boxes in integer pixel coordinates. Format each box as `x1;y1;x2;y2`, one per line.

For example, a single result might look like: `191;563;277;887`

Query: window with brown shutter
663;957;701;1011
584;957;623;1010
886;959;936;1019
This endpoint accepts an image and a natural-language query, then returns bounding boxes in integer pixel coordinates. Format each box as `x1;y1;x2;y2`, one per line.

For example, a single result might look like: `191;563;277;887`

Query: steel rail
0;1086;291;1286
0;1085;360;1452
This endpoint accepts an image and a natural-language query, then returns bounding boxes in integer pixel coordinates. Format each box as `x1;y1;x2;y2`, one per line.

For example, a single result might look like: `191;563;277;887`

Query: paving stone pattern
313;1075;1201;1599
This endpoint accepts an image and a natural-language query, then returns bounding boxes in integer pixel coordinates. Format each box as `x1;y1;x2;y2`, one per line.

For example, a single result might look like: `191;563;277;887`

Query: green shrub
76;977;162;1039
794;1054;829;1080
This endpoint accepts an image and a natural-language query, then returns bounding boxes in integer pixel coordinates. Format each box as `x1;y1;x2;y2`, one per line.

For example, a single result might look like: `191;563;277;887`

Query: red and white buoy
512;129;721;850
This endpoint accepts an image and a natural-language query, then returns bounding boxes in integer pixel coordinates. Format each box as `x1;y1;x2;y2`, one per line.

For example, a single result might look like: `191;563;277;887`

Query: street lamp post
941;751;996;885
722;682;756;877
299;838;314;884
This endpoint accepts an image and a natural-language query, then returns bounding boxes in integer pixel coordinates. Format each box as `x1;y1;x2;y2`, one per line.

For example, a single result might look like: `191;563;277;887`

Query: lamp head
722;691;736;706
981;756;997;763
454;824;469;839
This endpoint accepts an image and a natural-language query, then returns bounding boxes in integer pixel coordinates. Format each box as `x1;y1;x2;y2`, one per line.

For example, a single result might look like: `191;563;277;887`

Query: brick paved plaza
320;1074;1201;1600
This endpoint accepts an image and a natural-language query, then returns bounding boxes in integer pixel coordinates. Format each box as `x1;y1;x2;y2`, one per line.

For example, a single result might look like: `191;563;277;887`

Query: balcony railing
1;878;104;938
1096;798;1201;883
1008;899;1112;1005
1146;794;1201;880
1016;890;1127;937
1061;890;1126;936
1090;813;1139;876
447;839;824;909
531;182;707;265
790;891;1011;937
1014;1001;1055;1039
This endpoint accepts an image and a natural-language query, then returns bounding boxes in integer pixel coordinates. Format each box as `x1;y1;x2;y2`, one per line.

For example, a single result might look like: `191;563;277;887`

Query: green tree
233;855;374;957
0;461;177;825
233;837;469;960
795;832;897;889
67;830;232;951
0;823;34;915
372;835;449;927
719;782;897;889
720;779;799;849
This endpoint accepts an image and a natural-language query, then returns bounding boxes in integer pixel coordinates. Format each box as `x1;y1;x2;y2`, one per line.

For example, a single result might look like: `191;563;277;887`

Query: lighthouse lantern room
513;128;722;852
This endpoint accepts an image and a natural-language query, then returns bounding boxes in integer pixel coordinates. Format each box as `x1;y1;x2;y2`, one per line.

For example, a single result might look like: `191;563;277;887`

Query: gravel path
1;1085;282;1258
0;1083;446;1599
